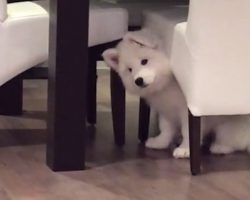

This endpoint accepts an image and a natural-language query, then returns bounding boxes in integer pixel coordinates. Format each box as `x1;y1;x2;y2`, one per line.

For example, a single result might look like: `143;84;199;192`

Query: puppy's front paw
173;147;190;159
145;137;169;149
210;144;234;155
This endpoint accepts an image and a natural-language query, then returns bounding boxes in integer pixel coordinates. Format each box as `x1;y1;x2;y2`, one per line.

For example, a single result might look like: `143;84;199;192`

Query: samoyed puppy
102;30;250;158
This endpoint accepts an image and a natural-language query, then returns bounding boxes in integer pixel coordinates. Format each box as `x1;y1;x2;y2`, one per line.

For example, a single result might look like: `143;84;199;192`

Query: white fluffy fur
102;30;250;158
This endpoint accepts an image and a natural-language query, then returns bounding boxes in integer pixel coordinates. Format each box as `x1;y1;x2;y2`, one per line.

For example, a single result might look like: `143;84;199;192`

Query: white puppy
103;30;250;158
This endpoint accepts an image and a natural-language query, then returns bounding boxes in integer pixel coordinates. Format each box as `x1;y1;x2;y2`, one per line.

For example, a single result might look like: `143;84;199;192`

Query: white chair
100;0;187;28
24;0;129;128
0;0;48;87
87;0;129;145
171;0;250;174
0;0;49;114
1;0;129;145
143;0;250;174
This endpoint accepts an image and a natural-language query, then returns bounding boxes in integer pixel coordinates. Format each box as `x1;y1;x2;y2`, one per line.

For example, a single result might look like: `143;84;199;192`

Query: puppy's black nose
135;77;144;87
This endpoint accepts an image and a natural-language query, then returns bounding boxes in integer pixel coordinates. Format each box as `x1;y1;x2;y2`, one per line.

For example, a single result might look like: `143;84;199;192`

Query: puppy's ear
123;29;159;49
102;48;119;71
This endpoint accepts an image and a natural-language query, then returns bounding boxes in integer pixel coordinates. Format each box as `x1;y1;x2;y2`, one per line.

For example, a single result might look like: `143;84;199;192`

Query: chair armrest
0;0;7;22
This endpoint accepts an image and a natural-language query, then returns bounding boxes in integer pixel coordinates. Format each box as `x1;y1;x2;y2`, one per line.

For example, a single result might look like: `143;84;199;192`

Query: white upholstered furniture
89;1;128;46
171;0;250;116
172;0;250;174
144;0;250;174
0;0;49;86
0;0;128;84
100;0;187;27
86;2;129;142
1;0;128;145
32;0;128;48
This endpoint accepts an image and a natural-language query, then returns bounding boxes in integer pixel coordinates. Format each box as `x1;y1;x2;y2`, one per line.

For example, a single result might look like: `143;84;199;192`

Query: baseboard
22;61;110;79
97;61;110;75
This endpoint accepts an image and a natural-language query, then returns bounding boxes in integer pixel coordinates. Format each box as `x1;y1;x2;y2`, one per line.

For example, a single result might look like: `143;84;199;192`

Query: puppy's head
102;30;172;97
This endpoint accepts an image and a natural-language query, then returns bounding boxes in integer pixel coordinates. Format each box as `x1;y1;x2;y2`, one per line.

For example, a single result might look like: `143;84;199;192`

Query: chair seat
100;0;187;27
143;6;188;57
143;4;250;116
0;1;49;86
89;2;128;46
36;0;128;47
7;1;47;18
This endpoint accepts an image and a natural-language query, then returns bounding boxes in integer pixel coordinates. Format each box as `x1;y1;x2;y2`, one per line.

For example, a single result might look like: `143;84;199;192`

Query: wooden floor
0;70;250;199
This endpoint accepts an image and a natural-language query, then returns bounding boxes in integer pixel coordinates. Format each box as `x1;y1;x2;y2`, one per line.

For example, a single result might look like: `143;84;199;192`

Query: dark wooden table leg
87;48;97;125
46;0;89;171
138;98;150;143
0;76;23;116
188;110;201;175
110;70;125;146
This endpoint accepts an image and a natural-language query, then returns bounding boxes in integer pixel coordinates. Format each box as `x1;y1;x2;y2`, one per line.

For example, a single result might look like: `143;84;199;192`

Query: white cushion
100;0;187;26
0;1;49;86
7;1;47;18
0;0;128;86
34;1;129;47
89;1;128;46
0;0;7;22
143;6;188;56
171;0;250;116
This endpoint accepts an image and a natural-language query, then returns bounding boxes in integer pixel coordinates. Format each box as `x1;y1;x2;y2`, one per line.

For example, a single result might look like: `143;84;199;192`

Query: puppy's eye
128;68;132;72
141;59;148;65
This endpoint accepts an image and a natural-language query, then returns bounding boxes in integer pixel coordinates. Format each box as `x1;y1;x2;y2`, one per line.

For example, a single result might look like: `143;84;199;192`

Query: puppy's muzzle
135;77;148;88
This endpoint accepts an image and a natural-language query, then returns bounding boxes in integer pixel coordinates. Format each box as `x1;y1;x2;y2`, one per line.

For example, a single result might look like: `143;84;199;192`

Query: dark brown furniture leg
87;49;97;125
110;69;125;146
188;110;201;175
87;41;120;125
138;98;150;142
0;76;23;116
46;0;89;171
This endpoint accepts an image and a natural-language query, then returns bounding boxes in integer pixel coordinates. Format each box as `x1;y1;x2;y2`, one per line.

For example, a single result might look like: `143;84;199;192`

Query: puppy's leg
145;115;175;149
210;132;236;155
210;144;235;155
173;113;190;158
210;122;238;155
